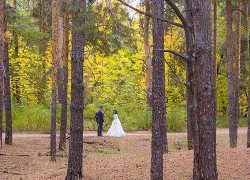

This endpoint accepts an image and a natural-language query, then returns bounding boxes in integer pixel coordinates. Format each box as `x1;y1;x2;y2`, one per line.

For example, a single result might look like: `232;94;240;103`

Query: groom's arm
101;111;104;121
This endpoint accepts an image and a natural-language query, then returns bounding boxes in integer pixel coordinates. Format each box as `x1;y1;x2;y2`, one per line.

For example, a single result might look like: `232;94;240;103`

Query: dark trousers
97;122;103;136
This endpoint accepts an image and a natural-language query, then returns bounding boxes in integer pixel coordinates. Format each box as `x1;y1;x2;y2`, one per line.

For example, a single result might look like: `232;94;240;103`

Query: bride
107;110;125;137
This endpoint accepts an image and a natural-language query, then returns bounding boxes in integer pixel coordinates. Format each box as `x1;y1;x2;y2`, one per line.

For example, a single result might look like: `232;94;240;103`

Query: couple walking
95;106;125;137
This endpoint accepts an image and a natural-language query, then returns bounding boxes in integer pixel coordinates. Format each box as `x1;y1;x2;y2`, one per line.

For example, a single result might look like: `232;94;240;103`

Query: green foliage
3;0;250;134
166;106;187;132
217;114;248;128
3;99;52;132
83;101;152;131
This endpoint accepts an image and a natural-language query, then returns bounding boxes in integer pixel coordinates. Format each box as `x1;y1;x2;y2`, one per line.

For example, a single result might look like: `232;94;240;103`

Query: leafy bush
6;99;249;133
83;102;152;131
166;106;187;132
3;99;58;132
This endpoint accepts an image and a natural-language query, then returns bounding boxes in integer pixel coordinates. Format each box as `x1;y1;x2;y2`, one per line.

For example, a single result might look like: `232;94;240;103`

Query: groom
96;106;104;136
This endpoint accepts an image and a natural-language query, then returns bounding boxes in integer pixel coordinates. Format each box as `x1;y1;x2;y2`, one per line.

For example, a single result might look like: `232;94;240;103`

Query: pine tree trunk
226;0;237;148
213;0;217;87
57;1;64;105
57;14;64;104
0;0;6;148
184;0;195;151
213;0;217;130
150;0;167;179
50;0;58;162
4;43;12;145
235;0;241;143
185;0;200;176
3;0;12;145
65;0;85;179
192;0;218;179
246;1;250;148
38;0;47;104
12;0;21;103
59;2;69;150
143;0;152;107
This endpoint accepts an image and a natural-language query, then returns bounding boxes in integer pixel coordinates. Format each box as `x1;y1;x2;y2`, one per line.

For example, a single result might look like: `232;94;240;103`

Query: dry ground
0;129;250;180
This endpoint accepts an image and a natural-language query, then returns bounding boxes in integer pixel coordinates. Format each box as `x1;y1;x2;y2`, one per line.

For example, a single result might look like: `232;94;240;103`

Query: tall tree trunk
150;0;167;179
192;0;218;179
0;0;6;148
38;0;47;104
184;0;201;176
235;0;241;143
3;0;12;145
59;1;69;150
57;2;64;105
50;0;58;162
65;0;85;179
213;0;217;87
12;0;21;103
226;0;237;148
246;1;250;148
4;43;12;145
143;0;152;107
184;0;195;151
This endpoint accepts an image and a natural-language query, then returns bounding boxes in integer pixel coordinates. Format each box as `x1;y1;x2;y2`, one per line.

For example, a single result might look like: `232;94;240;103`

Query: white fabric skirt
107;119;125;137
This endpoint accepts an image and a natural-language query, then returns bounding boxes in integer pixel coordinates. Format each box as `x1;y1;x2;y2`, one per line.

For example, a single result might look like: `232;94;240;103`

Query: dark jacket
97;109;104;123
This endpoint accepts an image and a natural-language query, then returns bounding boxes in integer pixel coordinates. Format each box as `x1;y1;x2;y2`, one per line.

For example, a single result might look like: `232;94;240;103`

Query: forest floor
0;128;250;180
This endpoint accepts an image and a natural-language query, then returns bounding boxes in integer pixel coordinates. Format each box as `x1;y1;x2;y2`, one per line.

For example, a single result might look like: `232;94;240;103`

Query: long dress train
107;114;125;137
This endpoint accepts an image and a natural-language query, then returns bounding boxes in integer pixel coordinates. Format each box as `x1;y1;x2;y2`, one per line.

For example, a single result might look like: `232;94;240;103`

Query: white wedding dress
107;114;125;137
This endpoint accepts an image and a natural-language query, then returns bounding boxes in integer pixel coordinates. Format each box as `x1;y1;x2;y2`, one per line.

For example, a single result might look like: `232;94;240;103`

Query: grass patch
85;148;116;154
217;114;248;128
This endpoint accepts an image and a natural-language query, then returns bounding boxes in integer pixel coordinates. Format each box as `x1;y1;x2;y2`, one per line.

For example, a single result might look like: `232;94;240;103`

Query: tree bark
38;0;47;104
4;42;12;145
150;0;167;179
213;0;217;87
50;0;58;162
143;0;152;107
57;0;64;105
0;0;6;148
184;0;200;177
65;0;85;179
192;0;218;179
59;1;69;150
246;1;250;148
235;0;241;144
184;0;195;151
57;13;64;104
226;0;237;148
12;0;21;103
3;0;12;145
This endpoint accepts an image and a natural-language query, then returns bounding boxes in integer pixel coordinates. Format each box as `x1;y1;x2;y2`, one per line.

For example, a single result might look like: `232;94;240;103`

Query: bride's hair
113;110;118;114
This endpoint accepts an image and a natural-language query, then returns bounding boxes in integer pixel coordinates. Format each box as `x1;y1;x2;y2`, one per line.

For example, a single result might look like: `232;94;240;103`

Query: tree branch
232;8;247;17
165;0;193;50
164;0;189;28
157;49;193;62
116;0;184;28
